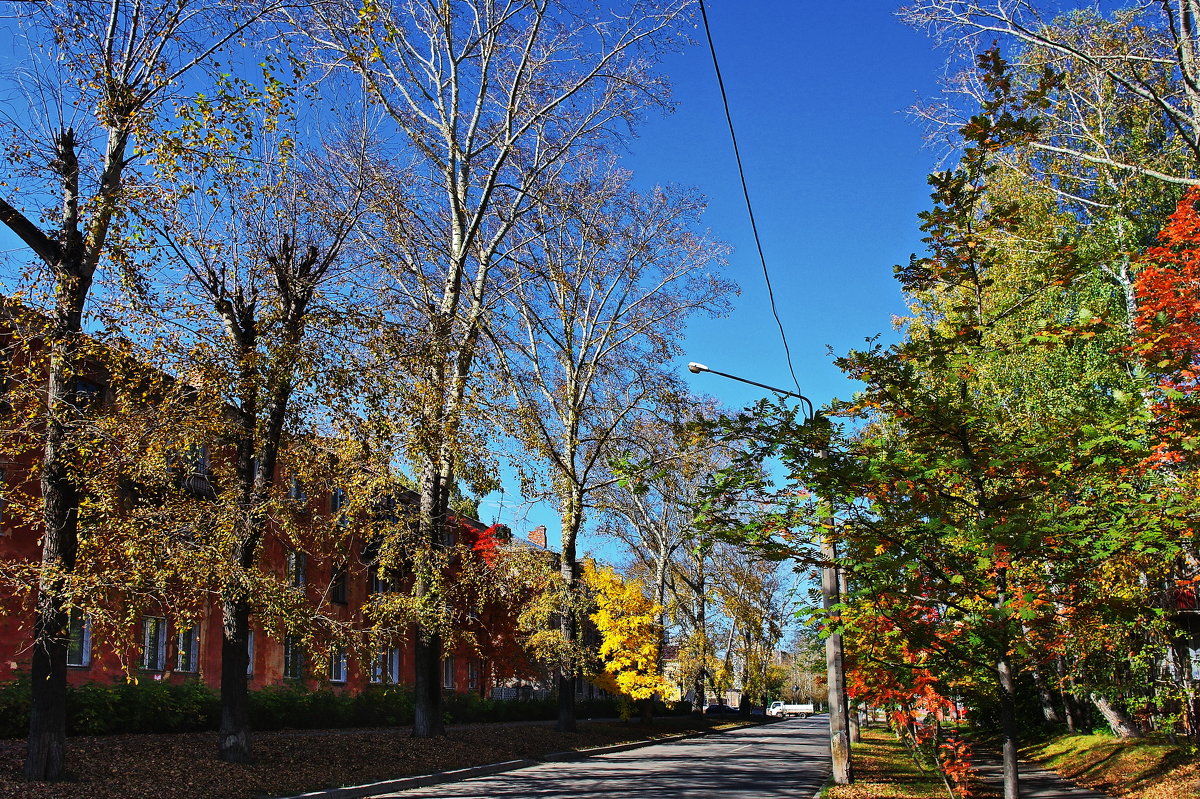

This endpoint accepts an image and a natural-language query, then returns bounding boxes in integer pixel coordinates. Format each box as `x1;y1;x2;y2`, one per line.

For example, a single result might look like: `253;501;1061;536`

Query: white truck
768;701;815;718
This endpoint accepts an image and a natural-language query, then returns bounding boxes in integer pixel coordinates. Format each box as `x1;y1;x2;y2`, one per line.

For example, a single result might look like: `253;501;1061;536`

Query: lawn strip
822;727;969;799
1022;733;1200;799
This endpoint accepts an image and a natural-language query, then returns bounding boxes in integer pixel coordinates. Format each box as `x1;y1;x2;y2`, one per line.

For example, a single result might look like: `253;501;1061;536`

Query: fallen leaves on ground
1023;733;1200;799
0;717;748;799
823;728;997;799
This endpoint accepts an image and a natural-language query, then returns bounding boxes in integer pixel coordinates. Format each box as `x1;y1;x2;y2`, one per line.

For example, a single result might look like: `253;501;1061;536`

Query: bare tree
299;0;692;736
0;0;268;779
903;1;1200;185
598;400;729;709
489;163;730;730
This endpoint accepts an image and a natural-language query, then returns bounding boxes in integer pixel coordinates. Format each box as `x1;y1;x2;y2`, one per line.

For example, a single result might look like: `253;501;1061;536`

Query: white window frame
288;477;307;504
468;659;480;690
283;634;303;680
330;647;348;684
246;630;255;677
141;616;168;671
369;566;390;594
286;550;306;588
442;657;455;689
177;625;200;673
331;486;347;513
371;647;400;684
66;609;91;667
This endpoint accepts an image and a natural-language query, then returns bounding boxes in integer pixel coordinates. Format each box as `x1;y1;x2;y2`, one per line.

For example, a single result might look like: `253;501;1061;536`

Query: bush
351;685;414;727
0;678;30;738
68;679;219;735
0;676;684;737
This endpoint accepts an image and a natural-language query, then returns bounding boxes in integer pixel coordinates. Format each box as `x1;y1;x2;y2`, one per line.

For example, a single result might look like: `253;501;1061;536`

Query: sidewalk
973;756;1117;798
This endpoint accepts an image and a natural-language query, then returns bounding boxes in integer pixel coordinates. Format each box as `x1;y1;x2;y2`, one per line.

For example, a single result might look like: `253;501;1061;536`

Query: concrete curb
281;759;539;799
810;769;832;799
280;720;767;799
540;730;698;761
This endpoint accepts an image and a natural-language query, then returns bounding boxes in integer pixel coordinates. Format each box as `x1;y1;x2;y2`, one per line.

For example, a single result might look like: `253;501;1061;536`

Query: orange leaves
1134;188;1200;463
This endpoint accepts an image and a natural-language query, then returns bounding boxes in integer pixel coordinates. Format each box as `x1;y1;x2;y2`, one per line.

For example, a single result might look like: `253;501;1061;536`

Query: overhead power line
697;0;804;398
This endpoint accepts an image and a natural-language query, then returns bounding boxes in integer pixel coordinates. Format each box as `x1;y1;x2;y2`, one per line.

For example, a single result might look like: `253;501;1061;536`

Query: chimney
528;525;547;548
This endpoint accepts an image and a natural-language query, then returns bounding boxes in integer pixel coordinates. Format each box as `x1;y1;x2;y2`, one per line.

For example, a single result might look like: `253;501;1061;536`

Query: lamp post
687;361;853;785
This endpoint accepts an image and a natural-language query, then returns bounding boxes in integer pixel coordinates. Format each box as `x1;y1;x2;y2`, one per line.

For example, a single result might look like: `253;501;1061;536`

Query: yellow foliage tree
582;561;670;702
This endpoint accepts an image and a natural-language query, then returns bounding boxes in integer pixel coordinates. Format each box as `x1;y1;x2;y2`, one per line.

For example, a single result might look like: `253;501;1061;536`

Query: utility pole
821;490;852;784
687;362;852;785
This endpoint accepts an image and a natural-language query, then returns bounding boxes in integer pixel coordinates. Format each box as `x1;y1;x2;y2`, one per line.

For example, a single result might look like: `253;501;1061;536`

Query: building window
1188;634;1200;681
74;378;103;409
369;566;391;594
288;477;307;504
187;444;211;476
283;635;304;680
246;631;255;677
331;486;347;513
372;648;400;684
442;657;454;689
330;647;348;683
468;659;480;690
330;566;347;604
141;616;168;671
177;626;200;673
286;551;306;588
66;609;91;667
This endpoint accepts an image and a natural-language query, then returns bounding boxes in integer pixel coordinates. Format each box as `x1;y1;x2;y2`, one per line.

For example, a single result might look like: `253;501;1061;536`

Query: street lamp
687;361;853;786
687;363;814;421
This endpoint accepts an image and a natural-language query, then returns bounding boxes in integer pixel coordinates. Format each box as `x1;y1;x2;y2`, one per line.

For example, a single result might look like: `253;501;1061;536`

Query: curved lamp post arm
687;362;815;421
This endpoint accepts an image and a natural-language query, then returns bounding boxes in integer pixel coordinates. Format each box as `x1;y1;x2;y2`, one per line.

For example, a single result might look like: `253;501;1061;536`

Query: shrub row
0;677;689;738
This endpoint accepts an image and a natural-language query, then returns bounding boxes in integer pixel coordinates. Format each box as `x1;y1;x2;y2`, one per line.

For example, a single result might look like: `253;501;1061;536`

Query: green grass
822;727;961;799
1023;733;1200;799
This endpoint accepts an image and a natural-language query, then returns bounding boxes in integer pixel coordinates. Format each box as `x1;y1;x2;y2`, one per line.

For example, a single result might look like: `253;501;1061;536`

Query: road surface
374;716;830;799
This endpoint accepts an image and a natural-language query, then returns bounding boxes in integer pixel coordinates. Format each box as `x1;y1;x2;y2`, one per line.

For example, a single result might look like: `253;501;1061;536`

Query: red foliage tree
1135;187;1200;462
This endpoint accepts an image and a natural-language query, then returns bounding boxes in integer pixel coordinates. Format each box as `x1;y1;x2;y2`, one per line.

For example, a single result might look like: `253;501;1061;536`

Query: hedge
0;677;688;738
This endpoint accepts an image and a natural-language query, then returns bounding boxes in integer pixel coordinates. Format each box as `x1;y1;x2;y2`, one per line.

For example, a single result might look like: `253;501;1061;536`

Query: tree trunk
26;596;70;781
695;571;708;712
993;564;1020;799
413;461;447;738
556;489;584;733
557;545;578;733
218;598;253;763
1032;665;1064;724
26;277;87;781
1092;694;1142;739
997;654;1021;799
821;532;852;785
413;632;444;737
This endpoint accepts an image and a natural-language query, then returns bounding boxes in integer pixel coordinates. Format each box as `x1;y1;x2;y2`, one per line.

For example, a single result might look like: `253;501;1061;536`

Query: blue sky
648;2;947;411
499;2;952;549
0;1;954;553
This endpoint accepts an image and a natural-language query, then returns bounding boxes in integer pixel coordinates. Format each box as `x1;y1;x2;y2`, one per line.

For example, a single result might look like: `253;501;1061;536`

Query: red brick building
0;300;534;699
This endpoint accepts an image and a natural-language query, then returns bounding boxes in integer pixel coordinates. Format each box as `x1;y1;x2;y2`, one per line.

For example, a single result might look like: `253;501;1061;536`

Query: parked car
704;703;740;715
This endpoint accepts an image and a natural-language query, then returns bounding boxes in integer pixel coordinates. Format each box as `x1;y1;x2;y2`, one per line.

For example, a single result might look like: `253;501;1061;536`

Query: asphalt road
373;716;831;799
